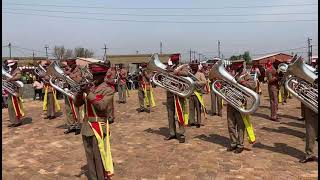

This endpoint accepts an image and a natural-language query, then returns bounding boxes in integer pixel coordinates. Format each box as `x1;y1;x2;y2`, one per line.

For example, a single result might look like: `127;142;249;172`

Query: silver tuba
47;62;90;100
147;53;195;97
279;55;318;113
208;60;260;114
2;66;24;96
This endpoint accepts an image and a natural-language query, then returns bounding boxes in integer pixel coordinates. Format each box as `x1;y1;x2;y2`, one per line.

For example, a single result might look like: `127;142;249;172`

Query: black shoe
164;135;177;141
212;113;217;116
179;136;185;143
49;116;55;119
299;156;317;163
196;124;201;128
12;122;22;127
137;108;145;112
145;109;150;113
44;116;50;119
74;128;81;135
227;146;237;152
189;123;196;126
7;124;14;127
64;128;76;134
108;117;114;124
234;147;244;154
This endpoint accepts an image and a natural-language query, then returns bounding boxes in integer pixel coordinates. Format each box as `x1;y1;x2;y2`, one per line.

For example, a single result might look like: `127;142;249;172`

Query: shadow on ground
253;142;305;160
21;117;32;125
194;134;229;148
144;127;169;138
261;126;305;139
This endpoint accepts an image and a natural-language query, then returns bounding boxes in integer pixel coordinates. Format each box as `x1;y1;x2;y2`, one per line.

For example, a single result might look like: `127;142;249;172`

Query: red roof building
252;53;293;67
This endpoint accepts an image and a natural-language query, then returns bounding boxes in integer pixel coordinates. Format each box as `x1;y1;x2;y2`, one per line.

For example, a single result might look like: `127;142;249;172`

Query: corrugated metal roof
252;53;281;61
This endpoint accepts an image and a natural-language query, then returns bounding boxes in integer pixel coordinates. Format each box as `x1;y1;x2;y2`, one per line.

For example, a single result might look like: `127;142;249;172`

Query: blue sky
2;0;318;61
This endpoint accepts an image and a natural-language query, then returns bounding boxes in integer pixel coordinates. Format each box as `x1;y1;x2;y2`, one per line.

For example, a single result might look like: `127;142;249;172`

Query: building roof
107;54;171;64
252;53;292;61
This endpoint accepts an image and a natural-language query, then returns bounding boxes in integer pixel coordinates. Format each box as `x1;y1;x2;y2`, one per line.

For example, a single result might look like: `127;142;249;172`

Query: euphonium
46;62;91;100
147;53;195;97
208;60;260;114
2;66;24;96
279;55;318;113
34;64;49;83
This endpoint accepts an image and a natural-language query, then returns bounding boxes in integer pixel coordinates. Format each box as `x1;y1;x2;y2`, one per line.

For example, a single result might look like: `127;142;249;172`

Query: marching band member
265;60;280;122
137;63;155;113
63;58;81;135
210;63;223;117
164;54;189;143
226;64;256;153
74;62;115;180
104;61;116;123
117;64;128;104
188;61;207;128
41;61;61;120
6;60;25;127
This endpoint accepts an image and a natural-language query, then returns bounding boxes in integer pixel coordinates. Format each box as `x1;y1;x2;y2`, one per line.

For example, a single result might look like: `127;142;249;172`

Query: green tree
74;47;94;58
243;51;251;63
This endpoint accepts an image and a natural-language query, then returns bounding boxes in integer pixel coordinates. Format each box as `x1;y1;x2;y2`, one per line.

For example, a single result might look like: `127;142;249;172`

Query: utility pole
102;43;108;61
218;40;221;58
32;51;35;60
44;45;49;59
189;49;192;63
193;51;196;61
8;42;12;58
160;42;162;54
198;53;201;62
307;38;312;64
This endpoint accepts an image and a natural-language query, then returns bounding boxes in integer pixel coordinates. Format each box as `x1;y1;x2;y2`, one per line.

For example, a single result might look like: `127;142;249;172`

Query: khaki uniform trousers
64;95;80;127
47;92;55;117
138;88;151;111
227;105;245;148
7;94;20;124
188;95;201;125
82;135;106;180
303;106;318;157
210;92;222;116
118;83;127;102
167;92;185;137
268;85;278;119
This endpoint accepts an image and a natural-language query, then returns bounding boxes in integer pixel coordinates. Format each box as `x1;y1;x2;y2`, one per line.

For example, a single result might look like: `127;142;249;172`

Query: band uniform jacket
118;68;128;85
64;66;83;84
74;82;115;136
105;68;116;88
266;67;279;88
139;70;152;90
193;71;207;93
235;70;256;91
9;68;22;95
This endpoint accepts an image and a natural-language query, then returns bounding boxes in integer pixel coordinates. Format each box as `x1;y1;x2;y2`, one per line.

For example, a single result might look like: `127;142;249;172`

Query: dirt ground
2;84;318;180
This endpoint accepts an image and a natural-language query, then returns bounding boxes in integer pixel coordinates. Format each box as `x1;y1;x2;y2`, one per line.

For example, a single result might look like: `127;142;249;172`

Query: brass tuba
46;62;91;100
2;66;24;96
279;55;318;113
147;53;195;97
208;60;260;114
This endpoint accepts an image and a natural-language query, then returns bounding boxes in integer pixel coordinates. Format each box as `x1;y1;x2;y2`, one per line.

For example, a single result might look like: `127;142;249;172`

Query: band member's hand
166;66;174;72
80;83;93;93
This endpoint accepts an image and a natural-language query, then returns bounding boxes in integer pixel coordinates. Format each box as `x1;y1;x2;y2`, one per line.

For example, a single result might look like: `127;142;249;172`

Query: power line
2;8;317;17
3;12;318;24
4;3;318;9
